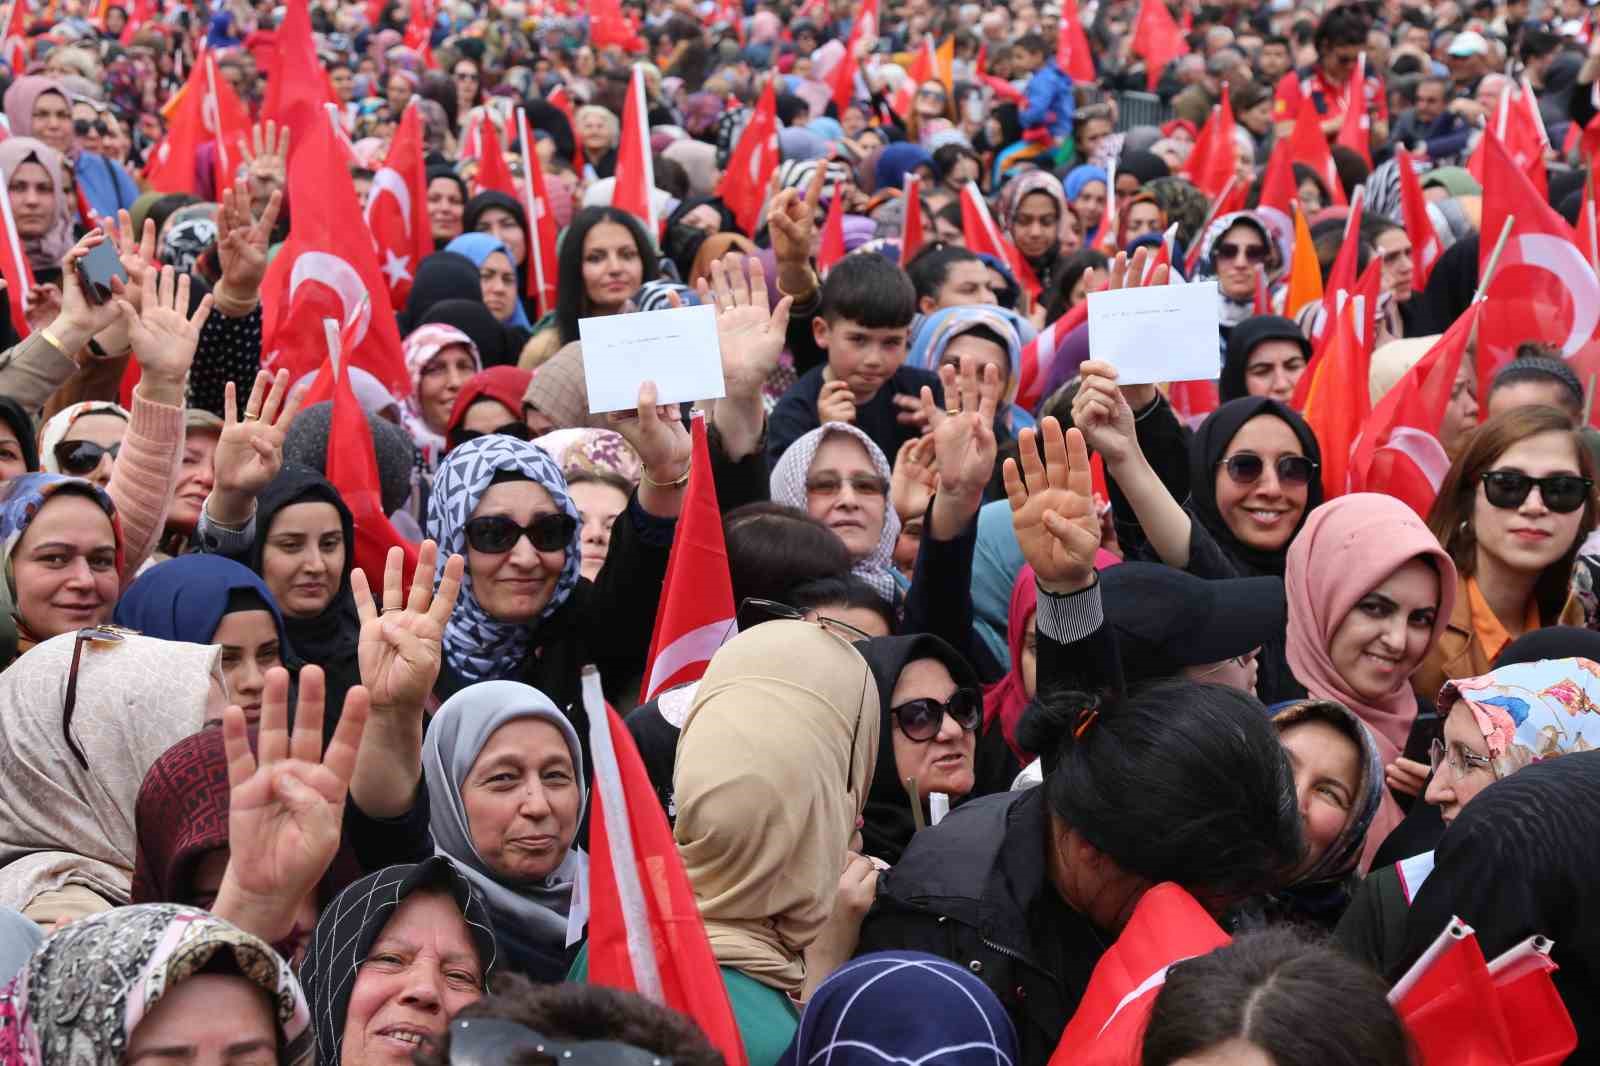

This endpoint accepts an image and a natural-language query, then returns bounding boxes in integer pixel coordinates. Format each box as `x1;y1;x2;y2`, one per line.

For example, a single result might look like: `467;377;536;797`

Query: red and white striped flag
612;65;658;236
640;411;736;701
960;181;1041;298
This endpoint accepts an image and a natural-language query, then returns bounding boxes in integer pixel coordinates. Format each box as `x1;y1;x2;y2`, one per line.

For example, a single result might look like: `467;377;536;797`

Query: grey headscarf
422;680;589;972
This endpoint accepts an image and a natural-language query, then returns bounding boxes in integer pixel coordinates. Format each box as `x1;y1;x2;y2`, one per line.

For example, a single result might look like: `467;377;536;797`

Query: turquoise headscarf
444;232;534;331
906;305;1037;435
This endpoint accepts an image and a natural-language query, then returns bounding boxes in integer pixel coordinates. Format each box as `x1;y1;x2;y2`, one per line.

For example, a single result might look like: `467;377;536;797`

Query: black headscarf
417;298;516;367
0;396;38;472
1494;625;1600;667
1116;149;1170;188
853;634;983;866
398;251;483;335
522;99;577;165
247;465;361;711
1219;315;1311;403
462;190;529;246
1409;232;1479;336
1187;396;1324;577
299;858;500;1066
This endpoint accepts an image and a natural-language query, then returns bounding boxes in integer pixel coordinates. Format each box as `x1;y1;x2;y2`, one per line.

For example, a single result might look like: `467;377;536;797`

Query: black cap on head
1102;563;1287;684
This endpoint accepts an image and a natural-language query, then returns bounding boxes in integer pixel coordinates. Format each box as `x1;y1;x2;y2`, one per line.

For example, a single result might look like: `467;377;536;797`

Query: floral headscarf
0;471;121;576
400;323;481;467
1438;657;1600;779
426;434;581;684
997;169;1073;246
905;304;1036;434
532;428;642;485
0;904;311;1066
769;422;900;602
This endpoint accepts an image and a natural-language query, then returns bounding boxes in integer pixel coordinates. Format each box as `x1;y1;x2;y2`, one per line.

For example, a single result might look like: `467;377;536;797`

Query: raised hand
211;369;301;525
1070;359;1143;468
237;120;290;209
699;253;794;399
610;381;692;516
52;231;125;347
215;666;367;941
110;209;157;312
1003;418;1103;595
216;178;283;300
351;541;464;716
922;354;1001;504
116;265;214;397
890;435;938;522
767;158;825;271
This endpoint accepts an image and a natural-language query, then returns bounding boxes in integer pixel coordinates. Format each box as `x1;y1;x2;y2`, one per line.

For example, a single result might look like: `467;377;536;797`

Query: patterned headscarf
427;435;582;684
905;304;1035;433
37;401;128;476
0;904;311;1066
997;169;1073;246
633;279;700;313
159;204;219;273
1270;700;1388;887
769;422;901;601
400;323;482;468
532;428;642;485
1439;657;1600;780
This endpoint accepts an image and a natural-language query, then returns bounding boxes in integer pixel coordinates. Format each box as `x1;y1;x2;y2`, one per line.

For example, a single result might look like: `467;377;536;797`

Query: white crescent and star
289;251;373;349
1513;233;1600;355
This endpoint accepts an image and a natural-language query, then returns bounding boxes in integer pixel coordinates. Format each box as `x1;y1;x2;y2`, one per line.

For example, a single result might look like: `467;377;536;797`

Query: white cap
1447;30;1490;56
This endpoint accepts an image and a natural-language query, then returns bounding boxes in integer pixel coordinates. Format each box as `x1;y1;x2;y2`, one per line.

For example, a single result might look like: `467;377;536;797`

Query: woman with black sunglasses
1416;405;1598;702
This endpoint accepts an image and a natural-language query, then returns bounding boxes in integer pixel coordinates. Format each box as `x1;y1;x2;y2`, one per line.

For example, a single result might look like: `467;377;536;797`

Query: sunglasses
805;473;890;498
892;688;982;742
1215;240;1268;264
448;1017;670;1066
462;512;578;554
74;118;110;137
62;625;131;769
1480;470;1594;514
54;439;120;476
1219;452;1318;487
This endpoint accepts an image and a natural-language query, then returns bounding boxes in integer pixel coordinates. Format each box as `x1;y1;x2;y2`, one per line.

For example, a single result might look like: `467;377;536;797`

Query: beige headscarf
674;620;880;995
0;631;221;913
523;342;606;430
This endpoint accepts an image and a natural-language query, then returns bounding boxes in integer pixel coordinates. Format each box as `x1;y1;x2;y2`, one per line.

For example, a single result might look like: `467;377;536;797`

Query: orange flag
1294;292;1371;499
1284;203;1324;320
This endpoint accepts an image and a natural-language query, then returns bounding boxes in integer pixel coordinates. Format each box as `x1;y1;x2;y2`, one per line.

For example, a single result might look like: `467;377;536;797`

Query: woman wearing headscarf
906;304;1036;439
998;170;1072;295
422;680;587;980
462;190;538;323
159;202;219;274
0;630;222;923
400;323;482;479
1219;315;1312;404
37;399;127;487
0;474;123;662
414;298;516;368
0;903;312;1066
299;858;498;1066
779;952;1018;1066
0;397;37;478
1194;210;1287;354
427;165;468;248
1285;494;1457;833
0;137;73;280
4;75;139;221
1062;164;1109;244
399;252;484;335
425;422;685;711
445;364;535;451
444;232;535;345
970;499;1027;678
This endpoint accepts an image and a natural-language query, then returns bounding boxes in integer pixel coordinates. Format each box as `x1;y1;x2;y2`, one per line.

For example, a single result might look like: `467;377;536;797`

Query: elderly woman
770;423;901;602
423;680;587;980
576;104;620;178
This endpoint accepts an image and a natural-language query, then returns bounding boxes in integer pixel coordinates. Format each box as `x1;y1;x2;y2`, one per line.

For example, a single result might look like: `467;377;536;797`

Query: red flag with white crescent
364;101;432;311
516;107;561;316
716;77;778;236
900;172;925;264
960;182;1041;298
1396;147;1442;292
612;65;658;236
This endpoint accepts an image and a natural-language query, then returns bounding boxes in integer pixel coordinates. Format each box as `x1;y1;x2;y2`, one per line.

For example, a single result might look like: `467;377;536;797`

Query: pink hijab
1285;494;1458;766
3;76;68;143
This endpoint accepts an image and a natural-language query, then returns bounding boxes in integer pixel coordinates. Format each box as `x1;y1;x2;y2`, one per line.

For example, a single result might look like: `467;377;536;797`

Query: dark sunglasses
54;439;119;476
74;118;109;137
893;688;981;741
62;626;130;770
1219;452;1317;487
1481;470;1594;514
448;1017;671;1066
462;512;578;554
1215;240;1268;264
452;422;534;449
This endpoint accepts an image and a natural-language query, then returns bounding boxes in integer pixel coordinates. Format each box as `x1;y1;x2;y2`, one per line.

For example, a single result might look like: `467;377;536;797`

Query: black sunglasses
892;688;982;742
448;1017;670;1066
1219;452;1317;488
1481;470;1594;514
462;512;577;554
54;439;120;476
74;118;109;137
1215;240;1268;264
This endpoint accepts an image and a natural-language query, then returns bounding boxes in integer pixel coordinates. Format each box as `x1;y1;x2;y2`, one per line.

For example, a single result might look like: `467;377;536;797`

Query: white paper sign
1086;280;1221;385
579;303;726;413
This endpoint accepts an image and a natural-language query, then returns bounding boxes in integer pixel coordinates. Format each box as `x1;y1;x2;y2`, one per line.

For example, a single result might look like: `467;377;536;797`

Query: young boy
767;254;944;467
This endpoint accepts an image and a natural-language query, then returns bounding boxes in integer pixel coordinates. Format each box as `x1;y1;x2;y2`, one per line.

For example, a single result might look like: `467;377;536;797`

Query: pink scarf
1285;494;1458;765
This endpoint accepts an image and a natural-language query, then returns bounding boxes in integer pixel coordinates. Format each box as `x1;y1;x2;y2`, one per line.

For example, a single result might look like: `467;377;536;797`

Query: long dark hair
556;206;659;344
1427;404;1599;624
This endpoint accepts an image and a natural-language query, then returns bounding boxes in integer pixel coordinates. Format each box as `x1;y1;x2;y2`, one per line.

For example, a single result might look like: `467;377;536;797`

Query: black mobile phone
75;239;129;306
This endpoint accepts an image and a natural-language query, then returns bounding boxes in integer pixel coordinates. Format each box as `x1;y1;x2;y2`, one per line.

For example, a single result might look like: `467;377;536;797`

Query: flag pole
1585;374;1596;427
1472;215;1516;303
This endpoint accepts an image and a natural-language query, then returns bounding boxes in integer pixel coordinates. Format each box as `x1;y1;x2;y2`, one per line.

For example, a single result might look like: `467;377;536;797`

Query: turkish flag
1255;138;1296;247
516;108;561;317
403;0;437;69
260;111;408;398
546;85;585;173
590;0;647;52
1470;79;1549;202
1477;128;1599;395
817;181;847;275
1049;884;1230;1066
1182;90;1237;201
581;670;748;1066
1056;0;1095;82
144;54;251;197
892;36;937;120
901;173;925;264
716;77;779;236
364;102;432;312
1130;0;1188;91
829;0;878;112
1580;170;1600;276
1168;379;1219;427
1289;94;1346;206
613;65;658;236
0;0;27;74
1350;302;1478;518
1335;55;1373;166
1396;147;1442;292
261;0;325;162
640;413;737;701
0;148;33;337
1294;287;1371;499
961;182;1041;299
471;114;517;199
1312;187;1366;344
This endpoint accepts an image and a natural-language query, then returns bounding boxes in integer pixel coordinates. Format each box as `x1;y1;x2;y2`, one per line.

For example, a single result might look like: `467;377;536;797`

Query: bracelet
39;327;64;354
640;460;692;488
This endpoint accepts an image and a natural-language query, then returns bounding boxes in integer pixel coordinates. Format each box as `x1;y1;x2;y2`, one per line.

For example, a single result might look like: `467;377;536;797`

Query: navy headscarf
114;553;289;649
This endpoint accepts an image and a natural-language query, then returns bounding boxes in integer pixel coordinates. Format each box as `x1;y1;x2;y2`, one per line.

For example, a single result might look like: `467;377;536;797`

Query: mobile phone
75;239;129;306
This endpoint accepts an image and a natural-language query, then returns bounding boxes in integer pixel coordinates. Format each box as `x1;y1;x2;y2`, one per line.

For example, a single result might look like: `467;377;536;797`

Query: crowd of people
0;0;1598;1062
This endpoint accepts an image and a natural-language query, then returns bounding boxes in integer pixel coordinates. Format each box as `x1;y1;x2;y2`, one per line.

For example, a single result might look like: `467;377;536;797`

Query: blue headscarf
114;554;288;649
1063;163;1108;201
906;305;1037;435
778;951;1018;1066
427;435;581;685
972;499;1026;670
444;233;534;331
806;116;845;148
0;472;117;563
874;143;937;193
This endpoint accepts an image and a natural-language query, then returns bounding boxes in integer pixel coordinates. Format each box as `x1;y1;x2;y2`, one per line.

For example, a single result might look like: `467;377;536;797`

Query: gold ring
380;607;403;615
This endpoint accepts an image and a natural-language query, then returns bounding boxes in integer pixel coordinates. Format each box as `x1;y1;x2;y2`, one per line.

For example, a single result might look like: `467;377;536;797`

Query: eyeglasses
449;1017;671;1066
53;440;120;476
892;688;982;742
1191;649;1259;679
61;626;131;770
462;512;578;554
1215;240;1268;264
1429;736;1495;780
805;473;890;498
1219;452;1318;488
453;422;534;447
1480;470;1593;514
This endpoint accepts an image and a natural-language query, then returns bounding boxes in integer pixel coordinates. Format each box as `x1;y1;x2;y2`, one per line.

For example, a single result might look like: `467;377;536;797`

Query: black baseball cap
1102;563;1287;684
